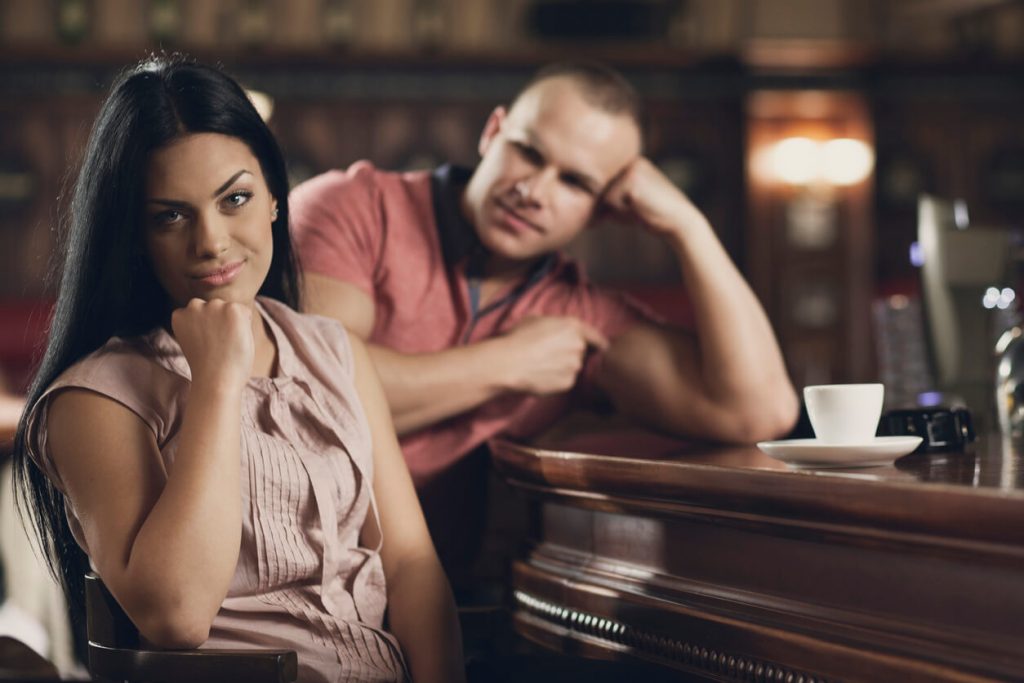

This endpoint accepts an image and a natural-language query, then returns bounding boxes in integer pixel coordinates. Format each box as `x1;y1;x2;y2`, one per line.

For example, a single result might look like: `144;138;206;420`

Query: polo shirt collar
429;163;556;282
430;164;478;269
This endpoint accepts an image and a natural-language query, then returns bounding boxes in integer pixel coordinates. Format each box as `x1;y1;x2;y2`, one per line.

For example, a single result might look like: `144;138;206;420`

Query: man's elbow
727;388;800;444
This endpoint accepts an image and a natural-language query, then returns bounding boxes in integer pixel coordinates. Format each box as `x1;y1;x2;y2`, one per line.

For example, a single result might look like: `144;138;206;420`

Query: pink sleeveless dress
27;298;409;683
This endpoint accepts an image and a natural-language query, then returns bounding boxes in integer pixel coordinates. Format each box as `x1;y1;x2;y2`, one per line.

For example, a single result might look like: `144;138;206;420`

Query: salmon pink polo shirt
290;161;655;488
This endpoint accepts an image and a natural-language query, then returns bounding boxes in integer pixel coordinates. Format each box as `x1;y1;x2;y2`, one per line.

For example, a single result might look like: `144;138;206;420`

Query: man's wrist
659;210;713;248
477;334;521;394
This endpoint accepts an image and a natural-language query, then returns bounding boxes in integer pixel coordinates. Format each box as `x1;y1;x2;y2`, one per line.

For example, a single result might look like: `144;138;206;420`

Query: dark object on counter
784;401;815;440
877;407;976;453
526;1;674;40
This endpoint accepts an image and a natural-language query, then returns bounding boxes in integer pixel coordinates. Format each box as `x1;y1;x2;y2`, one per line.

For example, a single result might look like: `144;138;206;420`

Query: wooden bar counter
490;416;1024;682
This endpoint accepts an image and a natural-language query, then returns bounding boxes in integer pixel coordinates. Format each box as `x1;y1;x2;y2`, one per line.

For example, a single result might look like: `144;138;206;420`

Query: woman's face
144;132;277;309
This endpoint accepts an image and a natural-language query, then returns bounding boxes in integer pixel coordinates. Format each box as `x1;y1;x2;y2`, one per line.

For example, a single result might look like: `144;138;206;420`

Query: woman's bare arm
46;299;254;648
351;335;465;683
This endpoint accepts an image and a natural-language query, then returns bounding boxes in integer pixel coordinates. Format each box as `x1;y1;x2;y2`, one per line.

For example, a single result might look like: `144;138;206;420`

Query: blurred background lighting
984;286;1000;309
983;286;1016;310
821;138;874;185
772;137;819;185
770;136;874;186
909;241;924;267
245;89;275;123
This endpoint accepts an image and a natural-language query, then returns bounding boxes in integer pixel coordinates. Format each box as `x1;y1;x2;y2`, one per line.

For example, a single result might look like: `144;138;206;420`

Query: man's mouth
494;198;544;235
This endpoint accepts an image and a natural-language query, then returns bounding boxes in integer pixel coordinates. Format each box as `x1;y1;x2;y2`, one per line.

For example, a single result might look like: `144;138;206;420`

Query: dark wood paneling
491;428;1024;681
0;95;101;297
0;57;746;298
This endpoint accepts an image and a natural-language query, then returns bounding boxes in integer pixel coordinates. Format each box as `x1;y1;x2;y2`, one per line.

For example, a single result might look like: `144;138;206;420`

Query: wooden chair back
84;573;297;683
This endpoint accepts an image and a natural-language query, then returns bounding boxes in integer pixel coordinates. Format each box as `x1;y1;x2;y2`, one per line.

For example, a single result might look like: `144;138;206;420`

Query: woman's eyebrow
145;198;189;208
212;169;252;198
146;169;254;207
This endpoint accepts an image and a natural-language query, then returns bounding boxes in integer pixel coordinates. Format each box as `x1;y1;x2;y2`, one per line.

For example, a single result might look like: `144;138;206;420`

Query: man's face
462;77;642;265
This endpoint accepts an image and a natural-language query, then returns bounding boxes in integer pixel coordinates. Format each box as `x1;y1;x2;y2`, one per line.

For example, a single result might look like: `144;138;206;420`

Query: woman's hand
171;298;254;386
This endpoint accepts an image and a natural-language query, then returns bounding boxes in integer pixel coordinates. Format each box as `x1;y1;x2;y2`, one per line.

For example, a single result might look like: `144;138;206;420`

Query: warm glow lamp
771;137;819;185
770;136;874;186
821;138;874;186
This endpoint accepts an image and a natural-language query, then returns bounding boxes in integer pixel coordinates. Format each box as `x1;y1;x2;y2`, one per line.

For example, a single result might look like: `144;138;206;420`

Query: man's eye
513;142;543;165
561;175;591;194
223;190;253;208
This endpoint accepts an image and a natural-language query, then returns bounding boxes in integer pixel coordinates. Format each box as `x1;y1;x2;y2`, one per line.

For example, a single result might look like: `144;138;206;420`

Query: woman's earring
271;207;279;221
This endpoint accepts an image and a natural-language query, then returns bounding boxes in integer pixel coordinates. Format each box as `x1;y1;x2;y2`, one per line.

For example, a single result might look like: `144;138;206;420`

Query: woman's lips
193;260;244;287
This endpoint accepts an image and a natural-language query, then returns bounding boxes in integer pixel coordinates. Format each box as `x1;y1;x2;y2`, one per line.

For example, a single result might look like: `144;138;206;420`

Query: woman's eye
223;190;253;209
151;209;183;226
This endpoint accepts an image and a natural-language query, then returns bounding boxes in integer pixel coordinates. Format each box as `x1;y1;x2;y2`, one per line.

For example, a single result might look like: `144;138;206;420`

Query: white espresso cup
803;383;884;445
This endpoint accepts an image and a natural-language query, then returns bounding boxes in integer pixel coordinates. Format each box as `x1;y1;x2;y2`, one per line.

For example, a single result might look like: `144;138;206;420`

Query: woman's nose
192;214;230;257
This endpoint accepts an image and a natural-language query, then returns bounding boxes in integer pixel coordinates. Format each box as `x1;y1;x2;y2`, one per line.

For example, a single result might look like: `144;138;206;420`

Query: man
290;63;798;583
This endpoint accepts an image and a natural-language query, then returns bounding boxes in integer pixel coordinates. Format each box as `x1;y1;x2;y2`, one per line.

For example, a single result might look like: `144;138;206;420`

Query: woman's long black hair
11;54;300;620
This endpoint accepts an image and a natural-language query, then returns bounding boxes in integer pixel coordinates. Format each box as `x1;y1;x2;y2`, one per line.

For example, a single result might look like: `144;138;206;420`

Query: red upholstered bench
0;299;53;392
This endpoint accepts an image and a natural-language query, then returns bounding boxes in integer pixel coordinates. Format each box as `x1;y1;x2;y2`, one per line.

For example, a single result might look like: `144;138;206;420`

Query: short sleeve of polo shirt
573;283;665;388
290;162;385;297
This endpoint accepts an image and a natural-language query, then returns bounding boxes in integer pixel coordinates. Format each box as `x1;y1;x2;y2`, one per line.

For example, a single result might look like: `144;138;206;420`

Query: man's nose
517;168;557;206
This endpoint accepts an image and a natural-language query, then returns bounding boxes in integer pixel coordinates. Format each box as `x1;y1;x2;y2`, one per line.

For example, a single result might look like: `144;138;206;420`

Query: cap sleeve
571;284;667;395
25;337;186;492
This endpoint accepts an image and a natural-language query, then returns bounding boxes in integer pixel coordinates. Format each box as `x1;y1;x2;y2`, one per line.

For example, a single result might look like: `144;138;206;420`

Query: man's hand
497;316;609;395
602;157;709;240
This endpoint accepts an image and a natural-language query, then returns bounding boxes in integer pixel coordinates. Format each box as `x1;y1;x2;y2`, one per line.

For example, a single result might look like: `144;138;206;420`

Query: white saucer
756;436;924;468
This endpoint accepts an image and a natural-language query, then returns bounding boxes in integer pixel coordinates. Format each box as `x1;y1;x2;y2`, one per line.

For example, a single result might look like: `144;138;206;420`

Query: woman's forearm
386;553;465;683
122;378;244;646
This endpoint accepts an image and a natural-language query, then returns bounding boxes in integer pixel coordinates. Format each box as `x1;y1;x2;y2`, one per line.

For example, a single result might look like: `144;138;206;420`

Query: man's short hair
512;61;644;134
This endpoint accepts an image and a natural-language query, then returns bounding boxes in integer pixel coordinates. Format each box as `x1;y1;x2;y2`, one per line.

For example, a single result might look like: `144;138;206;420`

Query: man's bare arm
596;159;798;444
303;273;606;435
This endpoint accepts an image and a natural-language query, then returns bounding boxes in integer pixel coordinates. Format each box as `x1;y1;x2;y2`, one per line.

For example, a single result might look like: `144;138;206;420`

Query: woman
11;56;464;683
